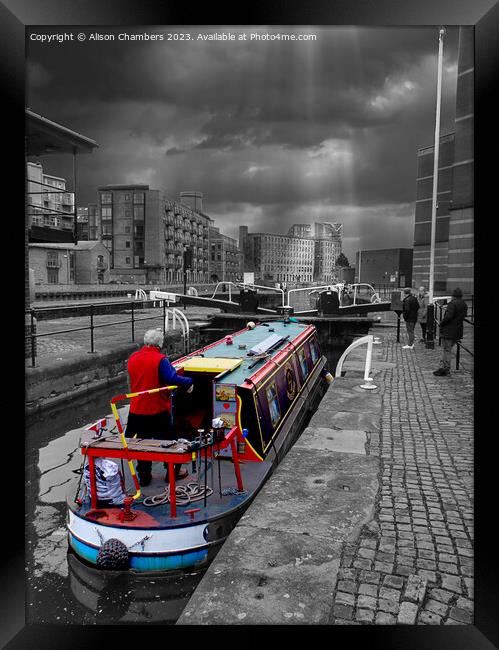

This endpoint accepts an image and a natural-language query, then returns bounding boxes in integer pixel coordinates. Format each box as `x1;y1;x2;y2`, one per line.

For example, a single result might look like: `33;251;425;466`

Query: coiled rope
142;482;213;507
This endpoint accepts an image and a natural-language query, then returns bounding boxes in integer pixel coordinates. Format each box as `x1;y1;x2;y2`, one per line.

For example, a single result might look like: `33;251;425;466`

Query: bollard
360;376;377;390
396;313;401;343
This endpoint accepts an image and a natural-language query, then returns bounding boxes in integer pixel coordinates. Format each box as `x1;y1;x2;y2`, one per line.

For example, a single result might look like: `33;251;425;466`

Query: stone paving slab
179;528;343;625
235;449;379;542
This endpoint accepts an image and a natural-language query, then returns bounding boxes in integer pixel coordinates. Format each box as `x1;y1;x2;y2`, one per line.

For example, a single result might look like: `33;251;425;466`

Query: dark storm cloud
27;25;461;253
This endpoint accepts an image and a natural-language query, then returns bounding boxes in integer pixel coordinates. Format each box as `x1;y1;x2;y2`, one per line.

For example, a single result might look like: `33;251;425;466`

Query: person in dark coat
416;286;429;342
401;287;419;349
433;288;468;376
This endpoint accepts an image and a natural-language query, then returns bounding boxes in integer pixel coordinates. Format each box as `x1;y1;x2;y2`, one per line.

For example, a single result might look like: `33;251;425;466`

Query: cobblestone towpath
329;329;473;625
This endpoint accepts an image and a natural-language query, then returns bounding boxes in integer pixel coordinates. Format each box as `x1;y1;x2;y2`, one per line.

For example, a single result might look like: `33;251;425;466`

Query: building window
126;241;131;248
124;193;131;201
100;192;112;204
101;206;112;218
266;382;281;427
46;250;59;267
133;205;144;220
133;193;145;204
102;223;112;236
47;268;59;284
126;257;131;264
125;226;131;234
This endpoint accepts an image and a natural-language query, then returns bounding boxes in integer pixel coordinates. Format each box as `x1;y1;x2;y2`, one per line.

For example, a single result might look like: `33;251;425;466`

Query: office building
412;27;473;294
356;248;413;287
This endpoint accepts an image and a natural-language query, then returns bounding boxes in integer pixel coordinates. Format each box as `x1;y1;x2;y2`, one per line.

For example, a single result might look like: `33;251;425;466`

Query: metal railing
208;281;285;306
335;334;378;390
286;282;381;311
26;298;175;367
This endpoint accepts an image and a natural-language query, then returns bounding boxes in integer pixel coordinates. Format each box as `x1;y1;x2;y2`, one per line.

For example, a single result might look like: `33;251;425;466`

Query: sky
27;26;461;261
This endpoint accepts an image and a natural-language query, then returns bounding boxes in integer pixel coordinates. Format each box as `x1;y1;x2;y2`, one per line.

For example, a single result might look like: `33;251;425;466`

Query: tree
335;252;350;267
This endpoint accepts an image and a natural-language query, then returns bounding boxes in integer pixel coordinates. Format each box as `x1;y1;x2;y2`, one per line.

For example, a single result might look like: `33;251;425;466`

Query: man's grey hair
403;287;412;294
144;328;164;348
419;286;426;292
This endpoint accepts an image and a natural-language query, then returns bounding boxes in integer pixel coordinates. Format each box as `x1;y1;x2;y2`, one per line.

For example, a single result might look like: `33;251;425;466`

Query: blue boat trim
68;533;210;571
68;527;220;556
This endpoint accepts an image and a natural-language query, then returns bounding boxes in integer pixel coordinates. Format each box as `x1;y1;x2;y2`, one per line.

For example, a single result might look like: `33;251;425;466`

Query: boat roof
179;320;312;386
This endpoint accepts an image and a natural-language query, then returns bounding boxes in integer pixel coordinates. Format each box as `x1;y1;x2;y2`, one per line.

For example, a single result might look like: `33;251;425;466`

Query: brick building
288;222;342;283
239;226;315;285
447;27;473;294
412;133;455;291
27;161;75;241
29;241;110;285
209;226;242;283
97;185;211;285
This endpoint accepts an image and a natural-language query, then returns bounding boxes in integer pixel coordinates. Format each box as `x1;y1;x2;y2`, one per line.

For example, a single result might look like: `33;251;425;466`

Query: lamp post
426;26;445;349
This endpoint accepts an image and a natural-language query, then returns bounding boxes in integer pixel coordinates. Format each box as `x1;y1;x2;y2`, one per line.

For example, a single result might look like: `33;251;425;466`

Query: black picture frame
5;0;496;647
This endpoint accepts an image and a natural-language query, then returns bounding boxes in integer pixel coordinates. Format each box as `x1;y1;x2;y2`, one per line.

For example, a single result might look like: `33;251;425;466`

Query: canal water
25;383;206;625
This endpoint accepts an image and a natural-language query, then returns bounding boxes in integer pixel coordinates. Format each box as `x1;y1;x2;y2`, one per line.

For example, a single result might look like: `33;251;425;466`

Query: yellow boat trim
180;357;243;373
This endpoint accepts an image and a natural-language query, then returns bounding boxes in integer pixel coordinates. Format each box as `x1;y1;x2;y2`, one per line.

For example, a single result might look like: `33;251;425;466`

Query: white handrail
209;281;239;302
135;288;147;300
335;334;377;390
164;306;190;354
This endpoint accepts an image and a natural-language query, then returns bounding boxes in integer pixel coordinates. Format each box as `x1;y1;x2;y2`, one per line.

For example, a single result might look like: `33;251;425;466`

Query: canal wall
176;349;388;625
25;328;201;415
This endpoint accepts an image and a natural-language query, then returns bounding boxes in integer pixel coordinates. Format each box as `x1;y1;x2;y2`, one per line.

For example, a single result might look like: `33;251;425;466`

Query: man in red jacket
126;328;194;486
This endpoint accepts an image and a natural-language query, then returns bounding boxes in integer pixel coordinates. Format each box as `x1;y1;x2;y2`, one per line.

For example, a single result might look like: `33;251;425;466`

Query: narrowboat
67;319;332;572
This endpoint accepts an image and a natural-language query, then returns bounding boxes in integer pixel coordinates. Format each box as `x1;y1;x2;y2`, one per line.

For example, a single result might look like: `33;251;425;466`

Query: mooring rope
142;481;213;507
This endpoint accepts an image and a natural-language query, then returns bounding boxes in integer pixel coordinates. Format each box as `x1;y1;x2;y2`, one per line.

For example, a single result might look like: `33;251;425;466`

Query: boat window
298;348;309;379
310;338;319;364
266;382;281;427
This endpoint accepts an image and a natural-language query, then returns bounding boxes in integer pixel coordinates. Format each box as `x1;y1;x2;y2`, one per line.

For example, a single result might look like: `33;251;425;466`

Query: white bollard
360;376;377;390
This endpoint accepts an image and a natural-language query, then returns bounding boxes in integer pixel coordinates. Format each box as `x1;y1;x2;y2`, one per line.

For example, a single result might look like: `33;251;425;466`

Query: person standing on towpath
433;287;468;376
401;287;419;350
